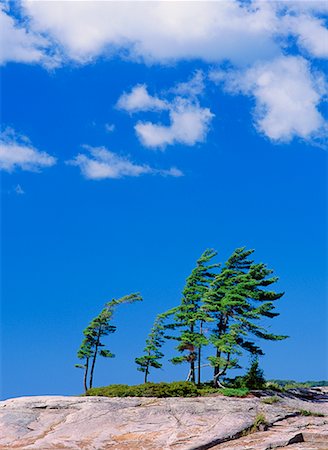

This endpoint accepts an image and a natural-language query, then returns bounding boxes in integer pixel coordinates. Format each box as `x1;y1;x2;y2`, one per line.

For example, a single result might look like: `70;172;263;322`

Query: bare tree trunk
144;365;149;383
190;358;195;383
189;323;195;383
197;321;203;386
89;329;101;389
84;357;89;393
213;315;228;384
213;352;231;387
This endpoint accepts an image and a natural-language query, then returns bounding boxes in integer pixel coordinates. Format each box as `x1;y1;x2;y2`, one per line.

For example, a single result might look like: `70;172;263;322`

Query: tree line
76;247;287;391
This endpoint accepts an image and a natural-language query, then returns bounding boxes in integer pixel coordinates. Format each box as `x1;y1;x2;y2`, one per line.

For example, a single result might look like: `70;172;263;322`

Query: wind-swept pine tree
76;292;142;391
169;249;219;384
204;247;287;387
135;314;166;383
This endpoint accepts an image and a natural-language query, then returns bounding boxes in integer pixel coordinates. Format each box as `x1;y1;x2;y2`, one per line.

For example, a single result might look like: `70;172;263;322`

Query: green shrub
86;382;252;398
86;381;200;398
221;388;249;397
261;396;280;404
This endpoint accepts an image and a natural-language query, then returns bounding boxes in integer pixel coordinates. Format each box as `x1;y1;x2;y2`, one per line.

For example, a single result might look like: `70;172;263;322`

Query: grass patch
299;409;325;417
251;413;269;432
221;388;249;397
86;382;250;398
265;382;284;392
261;396;280;404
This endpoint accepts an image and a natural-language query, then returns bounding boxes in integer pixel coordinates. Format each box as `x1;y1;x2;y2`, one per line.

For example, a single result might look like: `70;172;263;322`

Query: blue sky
1;1;327;399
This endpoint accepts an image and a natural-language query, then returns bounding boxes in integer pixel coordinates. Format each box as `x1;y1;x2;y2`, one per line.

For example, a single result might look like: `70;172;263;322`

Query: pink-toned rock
0;388;327;449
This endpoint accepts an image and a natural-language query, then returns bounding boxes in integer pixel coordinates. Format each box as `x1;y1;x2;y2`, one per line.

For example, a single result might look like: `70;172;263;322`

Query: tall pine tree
169;249;218;384
204;247;287;387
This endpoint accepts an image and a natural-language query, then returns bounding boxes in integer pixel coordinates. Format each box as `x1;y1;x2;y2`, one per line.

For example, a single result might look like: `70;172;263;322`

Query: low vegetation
261;395;280;404
251;413;269;432
269;380;328;389
85;381;251;398
221;388;249;397
299;409;325;417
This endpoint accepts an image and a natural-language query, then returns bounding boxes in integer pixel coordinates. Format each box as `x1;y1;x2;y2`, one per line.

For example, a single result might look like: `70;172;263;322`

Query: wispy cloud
117;72;214;149
211;56;327;142
0;128;57;172
105;123;115;133
14;184;25;195
66;145;183;180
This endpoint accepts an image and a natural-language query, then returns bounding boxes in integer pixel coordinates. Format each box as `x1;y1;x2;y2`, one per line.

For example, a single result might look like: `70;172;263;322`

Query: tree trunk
197;321;203;386
89;329;101;389
189;323;195;383
144;365;149;383
190;359;195;383
213;352;230;387
83;357;89;393
213;315;228;383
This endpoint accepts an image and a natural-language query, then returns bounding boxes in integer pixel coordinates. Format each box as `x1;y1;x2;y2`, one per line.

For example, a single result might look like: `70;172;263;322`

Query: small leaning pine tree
135;314;166;383
76;292;142;391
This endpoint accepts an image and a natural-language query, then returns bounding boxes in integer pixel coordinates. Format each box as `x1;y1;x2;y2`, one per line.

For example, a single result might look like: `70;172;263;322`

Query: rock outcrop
0;388;327;449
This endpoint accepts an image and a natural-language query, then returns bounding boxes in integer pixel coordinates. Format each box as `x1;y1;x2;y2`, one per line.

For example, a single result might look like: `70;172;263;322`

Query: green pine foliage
135;315;166;383
203;247;287;386
167;249;219;384
243;358;266;389
76;245;288;393
76;293;142;391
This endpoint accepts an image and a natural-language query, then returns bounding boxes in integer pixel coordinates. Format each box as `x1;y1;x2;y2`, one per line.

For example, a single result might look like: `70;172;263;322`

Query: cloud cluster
0;1;325;68
67;146;183;180
211;56;327;142
118;73;214;149
0;128;56;172
16;1;279;65
1;2;327;146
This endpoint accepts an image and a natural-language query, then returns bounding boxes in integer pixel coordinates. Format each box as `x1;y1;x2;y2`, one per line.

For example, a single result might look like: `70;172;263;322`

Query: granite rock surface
0;388;327;449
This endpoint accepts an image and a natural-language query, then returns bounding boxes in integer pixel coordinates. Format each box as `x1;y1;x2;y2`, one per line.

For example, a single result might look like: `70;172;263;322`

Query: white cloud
117;85;168;113
0;128;57;172
118;72;214;149
212;56;327;142
1;2;327;67
135;99;213;149
170;70;206;98
0;4;48;65
285;14;328;59
67;145;183;180
19;1;280;65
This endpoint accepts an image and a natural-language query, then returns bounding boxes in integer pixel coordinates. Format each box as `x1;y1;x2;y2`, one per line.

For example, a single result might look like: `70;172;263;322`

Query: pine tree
169;249;218;384
243;357;266;389
76;292;142;391
204;247;287;387
135;315;166;383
